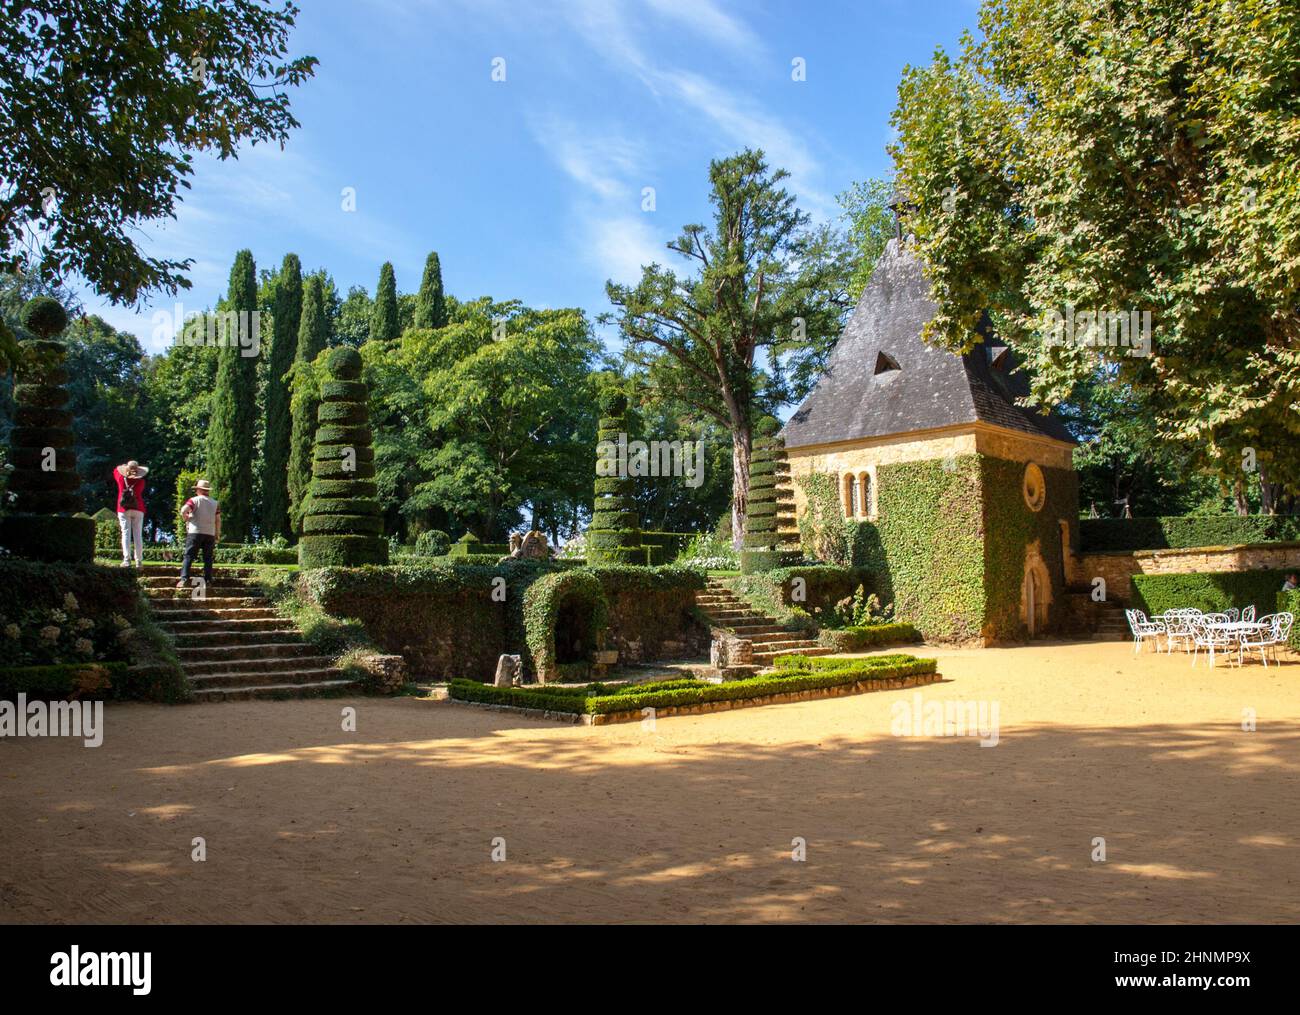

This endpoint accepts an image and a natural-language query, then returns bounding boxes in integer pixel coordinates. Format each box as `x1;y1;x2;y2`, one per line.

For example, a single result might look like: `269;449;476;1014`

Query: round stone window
1023;463;1046;512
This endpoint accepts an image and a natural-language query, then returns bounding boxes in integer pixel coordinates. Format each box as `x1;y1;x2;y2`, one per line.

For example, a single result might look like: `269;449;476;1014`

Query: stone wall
1071;543;1300;601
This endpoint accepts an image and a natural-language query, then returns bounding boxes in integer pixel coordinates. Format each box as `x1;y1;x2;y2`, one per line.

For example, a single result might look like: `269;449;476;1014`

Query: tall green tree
413;251;448;329
370;262;399;343
889;0;1300;510
287;274;330;532
838;177;896;304
260;253;303;539
0;0;316;306
604;149;851;547
206;250;259;541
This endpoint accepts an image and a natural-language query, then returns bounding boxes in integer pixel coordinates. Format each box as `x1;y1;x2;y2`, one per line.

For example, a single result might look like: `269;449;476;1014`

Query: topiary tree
740;415;800;573
298;346;388;568
0;296;95;562
587;389;644;564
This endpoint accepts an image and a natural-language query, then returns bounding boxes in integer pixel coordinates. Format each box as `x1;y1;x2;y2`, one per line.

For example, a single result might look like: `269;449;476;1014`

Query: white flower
49;609;67;623
74;638;93;656
40;625;61;642
116;626;134;641
63;592;79;612
76;617;93;631
3;623;19;640
112;614;130;629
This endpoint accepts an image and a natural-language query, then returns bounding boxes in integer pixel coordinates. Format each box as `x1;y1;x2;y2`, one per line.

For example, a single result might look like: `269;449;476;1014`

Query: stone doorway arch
1020;542;1051;636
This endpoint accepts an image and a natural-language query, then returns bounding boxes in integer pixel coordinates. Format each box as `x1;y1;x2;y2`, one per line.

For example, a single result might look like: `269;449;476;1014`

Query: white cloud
643;0;764;56
586;212;668;284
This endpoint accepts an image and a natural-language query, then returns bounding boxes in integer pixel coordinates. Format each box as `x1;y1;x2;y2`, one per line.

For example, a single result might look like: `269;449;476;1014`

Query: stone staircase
696;577;834;668
1063;590;1130;640
137;565;359;701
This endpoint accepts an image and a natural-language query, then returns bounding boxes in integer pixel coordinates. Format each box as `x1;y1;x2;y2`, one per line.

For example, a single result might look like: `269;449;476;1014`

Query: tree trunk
1258;464;1280;515
1234;476;1250;515
731;424;752;550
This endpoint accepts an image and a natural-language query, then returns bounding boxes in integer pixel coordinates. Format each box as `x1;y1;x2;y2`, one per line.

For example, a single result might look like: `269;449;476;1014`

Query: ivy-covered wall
303;561;706;682
980;458;1077;639
853;456;987;640
847;453;1077;642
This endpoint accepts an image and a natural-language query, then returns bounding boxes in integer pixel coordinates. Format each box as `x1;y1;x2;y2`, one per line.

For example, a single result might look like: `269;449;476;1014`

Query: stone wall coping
1079;540;1300;560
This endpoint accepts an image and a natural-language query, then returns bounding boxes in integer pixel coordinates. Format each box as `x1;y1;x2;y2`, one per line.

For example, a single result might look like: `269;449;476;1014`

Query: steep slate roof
784;238;1075;449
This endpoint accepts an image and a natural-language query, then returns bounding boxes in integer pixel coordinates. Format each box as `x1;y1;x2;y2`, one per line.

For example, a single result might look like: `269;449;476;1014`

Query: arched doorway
1020;543;1051;636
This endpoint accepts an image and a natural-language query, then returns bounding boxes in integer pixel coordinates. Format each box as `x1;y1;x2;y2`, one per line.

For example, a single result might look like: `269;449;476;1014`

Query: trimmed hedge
448;652;937;716
741;416;800;573
298;348;387;568
588;390;643;564
817;623;922;651
98;543;298;566
725;566;872;634
1081;515;1300;552
1132;569;1292;616
0;300;93;564
523;570;609;681
1279;590;1300;648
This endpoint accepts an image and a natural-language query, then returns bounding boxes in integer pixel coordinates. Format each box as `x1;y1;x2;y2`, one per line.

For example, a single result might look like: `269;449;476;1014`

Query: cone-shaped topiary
586;389;643;564
298;346;389;568
0;297;95;562
740;415;800;574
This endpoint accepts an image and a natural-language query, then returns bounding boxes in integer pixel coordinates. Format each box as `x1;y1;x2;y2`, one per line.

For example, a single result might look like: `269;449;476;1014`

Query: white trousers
118;510;145;565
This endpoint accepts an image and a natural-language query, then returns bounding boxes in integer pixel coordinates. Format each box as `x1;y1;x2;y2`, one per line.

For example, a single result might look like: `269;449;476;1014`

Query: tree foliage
287;274;330;533
370;261;399;344
206;250;258;540
414;251;448;330
260;253;302;539
0;0;316;303
889;0;1300;507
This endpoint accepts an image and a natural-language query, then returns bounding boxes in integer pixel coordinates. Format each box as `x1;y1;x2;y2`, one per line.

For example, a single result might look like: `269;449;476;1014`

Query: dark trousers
181;533;216;584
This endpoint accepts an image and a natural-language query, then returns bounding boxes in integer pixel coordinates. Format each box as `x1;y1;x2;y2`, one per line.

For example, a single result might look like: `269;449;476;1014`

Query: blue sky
86;0;978;353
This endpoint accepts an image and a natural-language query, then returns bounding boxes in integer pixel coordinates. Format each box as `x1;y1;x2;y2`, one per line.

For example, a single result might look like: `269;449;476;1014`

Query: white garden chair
1190;616;1237;669
1224;607;1240;622
1125;609;1165;654
1242;605;1256;623
1162;608;1201;655
1237;614;1278;666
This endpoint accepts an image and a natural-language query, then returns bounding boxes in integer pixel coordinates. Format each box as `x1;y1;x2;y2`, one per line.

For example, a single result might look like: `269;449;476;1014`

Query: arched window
859;472;873;519
844;474;859;518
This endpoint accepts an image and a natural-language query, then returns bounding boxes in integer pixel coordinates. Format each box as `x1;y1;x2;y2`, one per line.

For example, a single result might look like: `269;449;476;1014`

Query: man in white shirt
178;479;222;588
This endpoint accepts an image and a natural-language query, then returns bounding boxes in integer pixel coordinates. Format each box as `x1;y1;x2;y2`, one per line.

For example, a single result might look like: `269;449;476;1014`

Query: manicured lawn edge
817;623;921;650
448;654;940;723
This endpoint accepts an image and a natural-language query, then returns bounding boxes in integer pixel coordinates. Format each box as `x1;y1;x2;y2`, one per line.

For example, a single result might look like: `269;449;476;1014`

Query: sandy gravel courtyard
2;640;1298;924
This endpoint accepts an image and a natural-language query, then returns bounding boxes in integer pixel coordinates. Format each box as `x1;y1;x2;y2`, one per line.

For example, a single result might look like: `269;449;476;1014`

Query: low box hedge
817;623;921;651
448;652;937;716
1081;515;1300;552
1278;590;1300;648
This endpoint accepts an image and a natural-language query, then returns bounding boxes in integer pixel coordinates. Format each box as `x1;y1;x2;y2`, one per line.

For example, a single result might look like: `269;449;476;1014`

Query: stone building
783;238;1078;642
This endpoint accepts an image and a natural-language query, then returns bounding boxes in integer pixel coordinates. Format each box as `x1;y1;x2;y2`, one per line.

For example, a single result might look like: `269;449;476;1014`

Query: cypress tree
587;390;644;564
369;261;399;342
298;346;388;567
413;251;447;329
260;253;302;540
206;249;258;542
287;275;330;533
0;297;95;562
739;415;800;573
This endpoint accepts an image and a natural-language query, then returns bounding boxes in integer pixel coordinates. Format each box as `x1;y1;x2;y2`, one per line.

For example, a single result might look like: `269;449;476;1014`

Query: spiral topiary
297;346;389;568
586;388;644;564
740;415;800;574
0;297;94;562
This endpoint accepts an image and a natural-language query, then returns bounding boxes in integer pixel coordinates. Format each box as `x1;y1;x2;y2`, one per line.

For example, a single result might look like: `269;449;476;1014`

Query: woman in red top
113;460;148;567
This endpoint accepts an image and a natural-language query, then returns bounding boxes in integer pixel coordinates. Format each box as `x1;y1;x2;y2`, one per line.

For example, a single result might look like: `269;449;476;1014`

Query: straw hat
194;479;212;493
118;460;149;478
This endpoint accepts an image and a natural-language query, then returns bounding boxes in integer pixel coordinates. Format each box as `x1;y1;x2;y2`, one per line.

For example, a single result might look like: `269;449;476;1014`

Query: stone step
139;578;253;592
191;679;360;702
184;655;336;677
177;641;321;662
172;629;304;649
150;606;282;623
135;564;259;577
155;617;297;635
147;595;270;610
189;667;342;690
745;630;806;644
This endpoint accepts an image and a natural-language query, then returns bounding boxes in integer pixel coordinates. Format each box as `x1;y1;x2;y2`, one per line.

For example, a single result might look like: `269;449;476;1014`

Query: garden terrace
448;652;940;724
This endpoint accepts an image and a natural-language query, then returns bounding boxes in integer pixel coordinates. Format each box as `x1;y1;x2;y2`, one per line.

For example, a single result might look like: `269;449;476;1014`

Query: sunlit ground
2;640;1297;923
